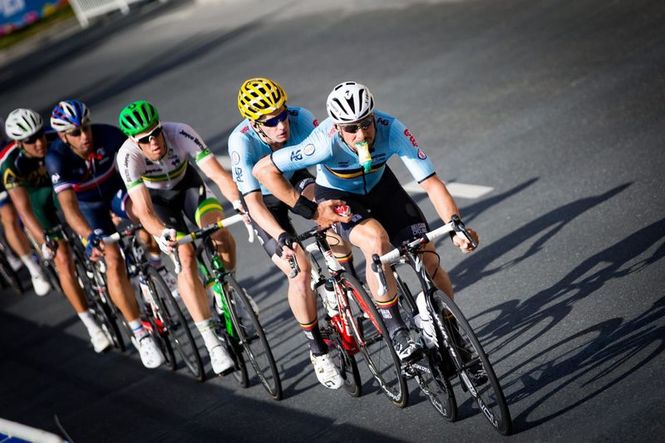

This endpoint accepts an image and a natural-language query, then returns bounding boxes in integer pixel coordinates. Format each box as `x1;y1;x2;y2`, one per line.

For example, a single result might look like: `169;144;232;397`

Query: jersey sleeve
270;126;333;173
228;131;261;195
174;123;213;164
116;145;146;193
45;150;74;193
389;118;436;183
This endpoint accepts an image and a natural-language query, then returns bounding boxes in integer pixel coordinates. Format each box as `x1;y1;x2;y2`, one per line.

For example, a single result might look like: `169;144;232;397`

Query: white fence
67;0;162;28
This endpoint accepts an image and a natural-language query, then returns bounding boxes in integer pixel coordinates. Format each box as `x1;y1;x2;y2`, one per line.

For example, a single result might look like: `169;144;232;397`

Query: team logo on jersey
403;128;419;147
313;119;319;127
231;151;240;165
417;149;427;160
377;117;389;126
234;167;244;183
303;144;315;156
51;173;61;183
290;149;303;162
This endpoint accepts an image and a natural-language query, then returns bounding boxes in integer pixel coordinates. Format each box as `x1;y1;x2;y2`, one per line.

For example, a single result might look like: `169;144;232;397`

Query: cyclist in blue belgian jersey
46;100;165;368
229;78;354;389
253;81;479;361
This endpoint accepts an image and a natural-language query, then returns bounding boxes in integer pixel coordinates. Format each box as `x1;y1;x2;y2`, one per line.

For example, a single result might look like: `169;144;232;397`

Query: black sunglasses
259;108;288;127
339;116;374;134
23;128;45;144
66;124;91;138
135;125;163;144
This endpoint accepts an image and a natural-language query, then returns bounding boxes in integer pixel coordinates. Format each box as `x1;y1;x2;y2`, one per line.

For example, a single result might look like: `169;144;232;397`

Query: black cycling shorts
245;169;315;257
148;165;223;234
315;166;429;245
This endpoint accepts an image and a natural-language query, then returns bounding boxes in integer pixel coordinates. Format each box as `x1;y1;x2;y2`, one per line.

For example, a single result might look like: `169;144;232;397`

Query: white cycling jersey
117;122;213;193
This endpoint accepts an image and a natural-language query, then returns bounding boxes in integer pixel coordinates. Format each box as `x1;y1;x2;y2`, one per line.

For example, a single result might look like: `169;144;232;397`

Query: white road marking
403;180;493;199
217;154;493;199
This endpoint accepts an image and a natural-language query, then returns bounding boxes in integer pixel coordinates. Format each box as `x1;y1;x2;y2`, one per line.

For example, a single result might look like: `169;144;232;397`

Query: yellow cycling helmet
237;77;288;121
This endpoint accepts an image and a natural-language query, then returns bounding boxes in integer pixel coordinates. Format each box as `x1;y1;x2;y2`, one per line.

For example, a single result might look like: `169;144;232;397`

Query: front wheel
147;268;204;381
225;276;282;400
338;274;408;408
432;293;512;435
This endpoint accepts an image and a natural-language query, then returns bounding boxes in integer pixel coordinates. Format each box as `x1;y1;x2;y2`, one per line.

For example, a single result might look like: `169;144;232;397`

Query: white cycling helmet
4;108;44;141
326;81;375;124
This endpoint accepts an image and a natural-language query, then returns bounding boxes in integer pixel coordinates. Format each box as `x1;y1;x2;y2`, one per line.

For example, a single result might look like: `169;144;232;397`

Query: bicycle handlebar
170;214;245;273
371;215;477;296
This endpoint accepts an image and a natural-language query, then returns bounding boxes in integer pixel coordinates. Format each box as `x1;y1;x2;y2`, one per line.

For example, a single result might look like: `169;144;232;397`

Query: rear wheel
147;268;204;381
432;293;512;435
338;274;408;408
225;276;282;400
0;251;23;294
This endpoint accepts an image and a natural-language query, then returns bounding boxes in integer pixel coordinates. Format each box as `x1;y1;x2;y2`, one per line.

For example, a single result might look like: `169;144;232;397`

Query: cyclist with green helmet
116;100;249;375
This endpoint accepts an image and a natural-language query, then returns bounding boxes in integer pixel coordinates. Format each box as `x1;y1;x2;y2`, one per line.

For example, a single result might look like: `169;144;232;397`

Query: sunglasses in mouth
339;116;374;134
135;125;163;144
66;124;91;138
23;128;45;144
259;108;289;127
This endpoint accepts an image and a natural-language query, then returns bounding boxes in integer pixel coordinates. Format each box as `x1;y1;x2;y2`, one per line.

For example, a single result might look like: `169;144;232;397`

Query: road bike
371;215;512;434
0;235;23;294
173;214;282;399
292;226;408;407
105;224;204;380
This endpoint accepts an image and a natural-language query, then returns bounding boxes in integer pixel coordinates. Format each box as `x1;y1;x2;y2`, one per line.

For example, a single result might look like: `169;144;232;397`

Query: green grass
0;5;75;51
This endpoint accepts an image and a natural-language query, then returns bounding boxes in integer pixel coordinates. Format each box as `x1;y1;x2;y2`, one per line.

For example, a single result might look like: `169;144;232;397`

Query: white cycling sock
195;319;221;351
20;254;42;278
129;319;148;340
78;310;102;335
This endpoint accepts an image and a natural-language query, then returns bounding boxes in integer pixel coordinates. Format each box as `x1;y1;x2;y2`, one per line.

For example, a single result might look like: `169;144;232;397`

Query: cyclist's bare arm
7;187;45;244
198;156;242;204
419;175;478;251
127;185;169;237
56;188;94;238
244;191;290;240
253;157;351;227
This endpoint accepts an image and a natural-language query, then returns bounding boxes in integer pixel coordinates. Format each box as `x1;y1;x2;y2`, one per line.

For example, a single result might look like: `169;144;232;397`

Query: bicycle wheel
0;251;23;294
323;325;362;397
224;276;282;400
76;261;126;351
147;267;204;381
432;292;512;435
338;274;408;408
219;327;249;388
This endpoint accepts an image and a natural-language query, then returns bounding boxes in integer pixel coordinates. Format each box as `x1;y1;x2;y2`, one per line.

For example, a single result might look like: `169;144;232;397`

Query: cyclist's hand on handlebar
157;227;178;254
85;229;105;261
41;242;56;261
453;226;479;253
315;199;352;228
275;231;297;259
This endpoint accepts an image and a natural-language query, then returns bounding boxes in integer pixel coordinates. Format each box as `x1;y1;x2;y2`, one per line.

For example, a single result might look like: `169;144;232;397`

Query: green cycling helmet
118;100;159;137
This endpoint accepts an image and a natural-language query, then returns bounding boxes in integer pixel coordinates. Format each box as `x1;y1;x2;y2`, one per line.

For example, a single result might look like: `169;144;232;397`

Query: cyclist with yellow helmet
116;100;250;376
229;78;351;389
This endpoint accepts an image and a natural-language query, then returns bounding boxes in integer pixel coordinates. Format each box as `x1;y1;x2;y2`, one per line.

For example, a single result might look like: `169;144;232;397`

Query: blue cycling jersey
45;124;126;203
270;110;436;195
228;106;318;195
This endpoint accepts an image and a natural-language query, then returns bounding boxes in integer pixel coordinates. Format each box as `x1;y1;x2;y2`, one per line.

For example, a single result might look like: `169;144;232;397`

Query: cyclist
2;108;110;352
46;100;165;368
253;81;479;361
229;77;354;389
116;100;249;375
0;136;51;295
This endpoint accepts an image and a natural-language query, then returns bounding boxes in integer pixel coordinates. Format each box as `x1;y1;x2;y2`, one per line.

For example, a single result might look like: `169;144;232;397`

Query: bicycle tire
225;275;283;400
393;272;457;420
0;251;23;294
147;267;204;381
223;327;249;388
432;292;512;434
76;261;126;351
323;325;362;397
338;274;408;408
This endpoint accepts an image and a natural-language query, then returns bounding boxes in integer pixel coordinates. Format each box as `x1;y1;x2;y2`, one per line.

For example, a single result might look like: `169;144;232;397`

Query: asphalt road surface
1;0;664;441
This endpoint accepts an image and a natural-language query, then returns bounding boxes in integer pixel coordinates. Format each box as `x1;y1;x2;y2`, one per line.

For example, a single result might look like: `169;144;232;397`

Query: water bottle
414;291;437;348
320;279;338;316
